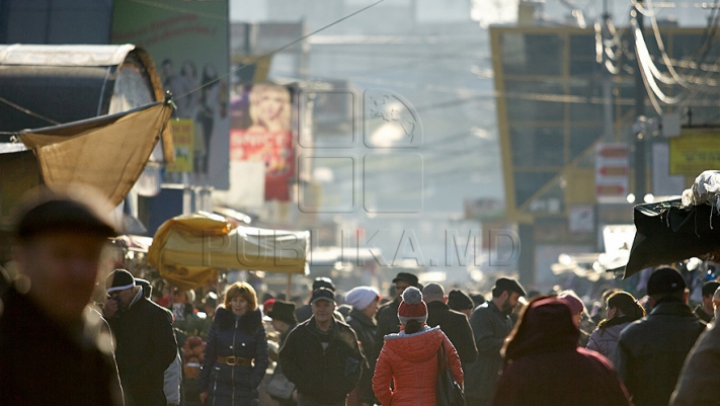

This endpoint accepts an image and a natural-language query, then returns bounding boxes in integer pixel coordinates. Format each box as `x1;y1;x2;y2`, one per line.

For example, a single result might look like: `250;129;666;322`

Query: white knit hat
345;286;379;311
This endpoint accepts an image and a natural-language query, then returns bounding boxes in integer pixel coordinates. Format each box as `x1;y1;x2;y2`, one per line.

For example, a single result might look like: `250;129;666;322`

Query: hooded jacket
199;307;269;406
586;321;632;364
373;326;463;406
492;299;631;406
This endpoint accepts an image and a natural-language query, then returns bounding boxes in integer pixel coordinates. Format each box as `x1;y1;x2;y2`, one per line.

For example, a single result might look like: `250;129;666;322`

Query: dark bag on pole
435;341;465;406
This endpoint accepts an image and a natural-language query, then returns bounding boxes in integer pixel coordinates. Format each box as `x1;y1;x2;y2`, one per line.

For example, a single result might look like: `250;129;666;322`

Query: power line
176;0;388;100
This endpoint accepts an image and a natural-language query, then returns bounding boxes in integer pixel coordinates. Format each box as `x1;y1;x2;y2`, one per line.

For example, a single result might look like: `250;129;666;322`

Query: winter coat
279;316;364;404
0;286;123;406
427;301;478;366
374;299;401;354
346;308;379;405
372;325;463;406
492;299;631;406
464;301;513;403
199;307;269;406
694;305;713;324
671;322;720;406
586;321;631;363
615;299;705;406
108;289;178;406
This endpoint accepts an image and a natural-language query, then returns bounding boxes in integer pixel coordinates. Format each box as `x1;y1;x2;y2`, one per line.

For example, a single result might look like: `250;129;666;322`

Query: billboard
670;128;720;177
111;0;230;189
230;84;296;201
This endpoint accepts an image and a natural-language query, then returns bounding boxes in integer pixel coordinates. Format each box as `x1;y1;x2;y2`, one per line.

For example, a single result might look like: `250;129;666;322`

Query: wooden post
286;273;292;301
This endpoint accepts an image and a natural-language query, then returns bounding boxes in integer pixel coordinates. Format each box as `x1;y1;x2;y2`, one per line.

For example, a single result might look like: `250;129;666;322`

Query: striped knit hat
397;287;427;324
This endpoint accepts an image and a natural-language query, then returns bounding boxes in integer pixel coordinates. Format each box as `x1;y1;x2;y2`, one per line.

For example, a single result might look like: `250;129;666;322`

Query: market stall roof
0;44;173;160
147;212;309;290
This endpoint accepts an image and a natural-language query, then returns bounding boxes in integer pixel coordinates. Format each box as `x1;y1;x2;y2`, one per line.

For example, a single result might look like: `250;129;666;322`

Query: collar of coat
384;325;440;341
649;300;695;318
215;306;263;333
347;308;377;327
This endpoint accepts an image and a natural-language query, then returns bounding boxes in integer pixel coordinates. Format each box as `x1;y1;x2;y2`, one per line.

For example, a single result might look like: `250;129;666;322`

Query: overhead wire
175;0;387;101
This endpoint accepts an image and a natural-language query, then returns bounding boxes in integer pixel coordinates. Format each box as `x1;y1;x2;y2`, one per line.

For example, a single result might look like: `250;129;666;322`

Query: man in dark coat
267;300;298;406
694;280;719;323
465;277;525;406
615;267;705;406
104;269;178;406
280;288;365;406
374;272;419;349
424;283;478;367
0;188;124;406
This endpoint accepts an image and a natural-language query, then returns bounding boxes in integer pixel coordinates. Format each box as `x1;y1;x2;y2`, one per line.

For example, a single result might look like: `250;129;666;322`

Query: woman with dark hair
199;282;269;406
587;291;646;363
372;287;463;406
492;296;631;406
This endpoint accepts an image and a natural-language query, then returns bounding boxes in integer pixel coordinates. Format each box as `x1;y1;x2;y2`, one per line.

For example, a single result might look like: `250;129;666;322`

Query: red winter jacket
373;325;463;406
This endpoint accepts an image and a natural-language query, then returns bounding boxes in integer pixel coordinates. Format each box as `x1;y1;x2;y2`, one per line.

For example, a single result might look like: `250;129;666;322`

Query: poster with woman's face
230;84;295;201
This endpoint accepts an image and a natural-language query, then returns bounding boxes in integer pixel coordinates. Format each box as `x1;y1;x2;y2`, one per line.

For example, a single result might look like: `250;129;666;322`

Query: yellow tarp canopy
19;102;173;207
148;212;309;290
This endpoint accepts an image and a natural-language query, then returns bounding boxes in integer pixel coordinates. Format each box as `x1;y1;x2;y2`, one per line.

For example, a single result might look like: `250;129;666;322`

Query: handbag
435;342;465;406
266;366;295;400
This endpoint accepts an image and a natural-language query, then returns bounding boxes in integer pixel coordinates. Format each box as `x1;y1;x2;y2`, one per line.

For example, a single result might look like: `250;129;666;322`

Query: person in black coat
345;286;381;406
0;189;124;406
280;288;364;406
199;282;269;406
424;283;478;367
104;269;178;406
615;268;705;406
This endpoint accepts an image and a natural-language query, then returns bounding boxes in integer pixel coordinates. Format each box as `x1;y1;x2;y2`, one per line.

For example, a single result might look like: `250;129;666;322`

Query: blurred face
15;231;107;324
257;90;285;123
607;306;618;320
109;286;136;309
312;299;335;324
362;299;379;319
500;291;521;313
572;312;582;327
231;295;248;316
271;319;289;333
395;281;410;300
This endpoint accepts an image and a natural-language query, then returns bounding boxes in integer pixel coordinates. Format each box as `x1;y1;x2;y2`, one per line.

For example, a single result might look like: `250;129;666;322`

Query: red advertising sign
230;84;295;201
595;143;629;202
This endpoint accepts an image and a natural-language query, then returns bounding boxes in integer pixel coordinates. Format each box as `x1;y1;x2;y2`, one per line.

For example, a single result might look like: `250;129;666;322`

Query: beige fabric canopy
19;101;173;207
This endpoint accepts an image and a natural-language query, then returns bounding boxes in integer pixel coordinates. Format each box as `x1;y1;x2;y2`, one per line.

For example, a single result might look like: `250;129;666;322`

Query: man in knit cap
465;277;525;406
448;289;475;318
280;288;364;406
345;286;381;406
104;269;177;406
616;267;705;406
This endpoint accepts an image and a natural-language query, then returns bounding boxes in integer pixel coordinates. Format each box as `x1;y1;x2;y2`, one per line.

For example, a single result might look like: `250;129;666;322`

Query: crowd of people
5;189;720;406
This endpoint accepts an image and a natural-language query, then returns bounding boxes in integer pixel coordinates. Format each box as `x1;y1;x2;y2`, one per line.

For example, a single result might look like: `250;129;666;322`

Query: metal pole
633;3;647;200
286;273;292;302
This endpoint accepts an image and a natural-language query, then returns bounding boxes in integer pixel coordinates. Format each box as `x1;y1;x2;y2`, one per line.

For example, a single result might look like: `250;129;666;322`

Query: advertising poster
111;0;230;189
166;119;194;173
230;84;295;201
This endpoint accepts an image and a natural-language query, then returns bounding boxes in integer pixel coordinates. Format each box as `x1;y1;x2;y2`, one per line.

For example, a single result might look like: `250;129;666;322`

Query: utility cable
0;96;60;126
175;0;387;101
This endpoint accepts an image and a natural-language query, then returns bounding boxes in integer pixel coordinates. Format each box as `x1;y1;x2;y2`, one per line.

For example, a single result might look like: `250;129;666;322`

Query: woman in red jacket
372;287;463;406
